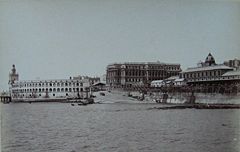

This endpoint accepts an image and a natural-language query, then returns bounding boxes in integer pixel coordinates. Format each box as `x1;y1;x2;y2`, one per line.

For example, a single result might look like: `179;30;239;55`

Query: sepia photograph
0;0;240;152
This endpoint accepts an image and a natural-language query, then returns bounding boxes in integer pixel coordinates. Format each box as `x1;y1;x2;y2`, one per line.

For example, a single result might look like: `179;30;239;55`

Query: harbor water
1;92;240;152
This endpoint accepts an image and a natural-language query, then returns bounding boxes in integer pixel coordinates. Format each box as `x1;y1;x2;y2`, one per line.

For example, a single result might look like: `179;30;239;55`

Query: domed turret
12;64;16;74
205;53;216;66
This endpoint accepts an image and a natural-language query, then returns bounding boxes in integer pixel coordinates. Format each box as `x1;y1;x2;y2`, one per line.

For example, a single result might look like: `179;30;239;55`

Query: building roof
93;82;106;86
205;53;216;66
174;78;185;82
14;78;89;83
107;61;180;67
151;80;163;83
182;64;233;73
222;70;240;76
166;76;179;80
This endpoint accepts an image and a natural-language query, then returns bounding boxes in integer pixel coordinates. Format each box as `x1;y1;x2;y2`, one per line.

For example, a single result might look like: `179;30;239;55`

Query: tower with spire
9;64;19;84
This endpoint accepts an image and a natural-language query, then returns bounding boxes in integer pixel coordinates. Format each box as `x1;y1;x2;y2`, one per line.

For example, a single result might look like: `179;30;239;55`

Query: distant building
174;78;187;86
100;74;106;84
181;53;240;92
223;59;240;70
151;76;186;88
9;65;92;101
73;75;100;86
106;62;181;88
151;80;164;87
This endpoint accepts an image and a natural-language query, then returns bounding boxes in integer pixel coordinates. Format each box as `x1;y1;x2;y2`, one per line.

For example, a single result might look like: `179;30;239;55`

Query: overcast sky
0;0;240;91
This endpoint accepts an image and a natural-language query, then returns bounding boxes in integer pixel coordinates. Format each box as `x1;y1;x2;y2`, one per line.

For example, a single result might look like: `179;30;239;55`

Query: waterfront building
173;78;186;86
0;91;11;103
9;65;91;101
151;80;164;88
150;76;186;88
73;75;100;86
106;62;181;88
181;53;240;93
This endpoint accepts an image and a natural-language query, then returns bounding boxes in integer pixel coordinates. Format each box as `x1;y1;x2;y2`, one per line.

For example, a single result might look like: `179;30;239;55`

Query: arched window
50;83;52;87
65;88;68;92
65;83;68;86
69;88;71;92
39;88;41;92
53;88;56;92
50;88;52;92
76;83;79;86
61;88;64;92
57;83;60;87
57;88;60;92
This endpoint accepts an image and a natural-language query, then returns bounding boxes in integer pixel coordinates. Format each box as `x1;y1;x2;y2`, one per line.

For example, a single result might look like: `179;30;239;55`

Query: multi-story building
9;65;91;101
224;58;240;70
73;75;100;86
106;62;181;88
181;53;240;92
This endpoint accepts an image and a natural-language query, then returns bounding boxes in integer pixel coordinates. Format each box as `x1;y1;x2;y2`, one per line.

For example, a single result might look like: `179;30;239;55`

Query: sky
0;0;240;91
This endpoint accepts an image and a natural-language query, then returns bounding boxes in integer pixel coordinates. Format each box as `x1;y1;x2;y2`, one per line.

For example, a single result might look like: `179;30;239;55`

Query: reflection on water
1;93;240;152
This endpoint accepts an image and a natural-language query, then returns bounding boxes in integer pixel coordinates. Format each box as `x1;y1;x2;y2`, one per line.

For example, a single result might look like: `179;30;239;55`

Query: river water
1;92;240;152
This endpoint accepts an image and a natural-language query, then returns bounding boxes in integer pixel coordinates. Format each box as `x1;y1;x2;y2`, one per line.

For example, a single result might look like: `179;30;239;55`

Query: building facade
9;65;91;101
223;59;240;70
106;62;181;88
151;76;186;88
181;53;240;93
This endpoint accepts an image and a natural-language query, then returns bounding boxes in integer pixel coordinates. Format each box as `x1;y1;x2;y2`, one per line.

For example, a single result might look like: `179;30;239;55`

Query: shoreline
3;90;240;107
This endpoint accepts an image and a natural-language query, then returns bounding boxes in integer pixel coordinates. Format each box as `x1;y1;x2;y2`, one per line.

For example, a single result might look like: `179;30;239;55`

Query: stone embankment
149;103;240;110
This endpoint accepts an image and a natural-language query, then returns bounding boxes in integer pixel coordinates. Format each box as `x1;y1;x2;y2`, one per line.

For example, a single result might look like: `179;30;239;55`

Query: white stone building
9;65;91;101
